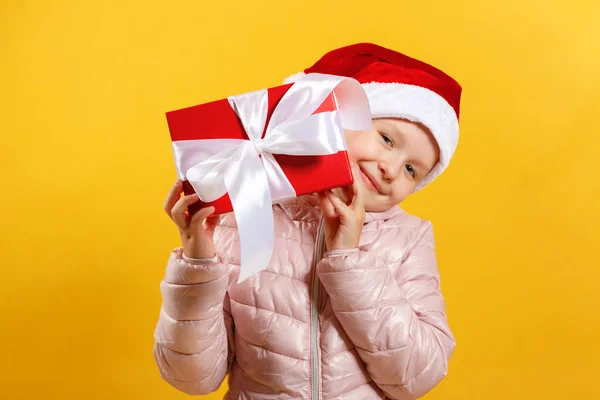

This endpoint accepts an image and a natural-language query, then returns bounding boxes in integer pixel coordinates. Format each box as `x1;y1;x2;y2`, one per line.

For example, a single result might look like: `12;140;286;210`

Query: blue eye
380;133;393;146
405;165;416;178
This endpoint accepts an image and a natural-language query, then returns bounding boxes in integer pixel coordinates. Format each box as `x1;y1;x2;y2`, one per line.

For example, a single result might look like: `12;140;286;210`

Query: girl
154;43;462;400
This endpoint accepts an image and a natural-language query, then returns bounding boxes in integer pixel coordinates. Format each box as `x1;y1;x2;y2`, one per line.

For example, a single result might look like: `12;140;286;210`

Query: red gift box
165;73;371;282
166;83;354;216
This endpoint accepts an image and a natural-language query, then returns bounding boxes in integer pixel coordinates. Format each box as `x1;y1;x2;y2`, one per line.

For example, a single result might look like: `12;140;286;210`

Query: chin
364;194;407;212
364;201;393;213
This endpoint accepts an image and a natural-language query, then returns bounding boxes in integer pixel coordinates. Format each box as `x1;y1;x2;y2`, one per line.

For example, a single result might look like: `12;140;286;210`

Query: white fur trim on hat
361;82;459;192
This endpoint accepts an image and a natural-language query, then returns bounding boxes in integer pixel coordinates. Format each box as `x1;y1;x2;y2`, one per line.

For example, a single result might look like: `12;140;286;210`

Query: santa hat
283;43;462;192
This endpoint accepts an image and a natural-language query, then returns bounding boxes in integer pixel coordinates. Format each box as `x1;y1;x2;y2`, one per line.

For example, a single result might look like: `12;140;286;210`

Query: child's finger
318;191;337;219
171;193;200;230
191;206;216;229
350;176;365;211
203;214;220;236
163;178;182;220
327;190;349;216
340;184;353;206
349;165;365;210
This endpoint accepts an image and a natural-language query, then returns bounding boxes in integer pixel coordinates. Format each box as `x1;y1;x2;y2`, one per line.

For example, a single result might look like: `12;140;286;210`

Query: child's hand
317;166;366;251
163;179;219;259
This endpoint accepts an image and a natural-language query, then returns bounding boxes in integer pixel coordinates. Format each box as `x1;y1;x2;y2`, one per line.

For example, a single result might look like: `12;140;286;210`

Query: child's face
344;118;440;212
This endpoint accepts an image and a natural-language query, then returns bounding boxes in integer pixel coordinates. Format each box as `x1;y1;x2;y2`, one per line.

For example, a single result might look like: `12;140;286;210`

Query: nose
379;156;402;182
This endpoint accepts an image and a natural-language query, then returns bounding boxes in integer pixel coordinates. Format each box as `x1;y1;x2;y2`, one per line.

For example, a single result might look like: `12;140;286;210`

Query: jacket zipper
311;217;325;400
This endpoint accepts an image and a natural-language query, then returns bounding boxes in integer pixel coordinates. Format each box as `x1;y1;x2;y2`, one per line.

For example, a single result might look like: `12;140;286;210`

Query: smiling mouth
359;167;380;193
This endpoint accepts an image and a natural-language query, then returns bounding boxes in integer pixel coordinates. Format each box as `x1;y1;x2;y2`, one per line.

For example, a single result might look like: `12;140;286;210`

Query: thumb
190;206;216;231
203;214;220;236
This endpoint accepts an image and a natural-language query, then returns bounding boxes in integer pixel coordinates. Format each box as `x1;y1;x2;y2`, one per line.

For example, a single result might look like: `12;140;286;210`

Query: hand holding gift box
166;73;371;282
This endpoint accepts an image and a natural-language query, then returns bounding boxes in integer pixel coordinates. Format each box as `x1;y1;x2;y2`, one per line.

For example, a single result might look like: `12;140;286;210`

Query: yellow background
1;0;599;399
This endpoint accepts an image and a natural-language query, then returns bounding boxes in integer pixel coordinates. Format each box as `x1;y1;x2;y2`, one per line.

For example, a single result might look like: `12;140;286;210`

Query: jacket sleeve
317;221;456;400
153;248;235;395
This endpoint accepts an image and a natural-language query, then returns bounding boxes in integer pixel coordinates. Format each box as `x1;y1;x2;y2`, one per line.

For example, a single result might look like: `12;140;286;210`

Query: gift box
166;73;371;282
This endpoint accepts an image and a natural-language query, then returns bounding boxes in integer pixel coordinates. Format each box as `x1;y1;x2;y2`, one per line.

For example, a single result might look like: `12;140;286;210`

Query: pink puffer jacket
153;194;455;399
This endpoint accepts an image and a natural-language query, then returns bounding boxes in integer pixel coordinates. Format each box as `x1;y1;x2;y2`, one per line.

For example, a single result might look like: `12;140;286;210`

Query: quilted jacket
154;194;455;399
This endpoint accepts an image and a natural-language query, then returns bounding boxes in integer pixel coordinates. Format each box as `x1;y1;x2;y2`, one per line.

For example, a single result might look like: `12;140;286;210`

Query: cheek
346;143;361;163
347;138;377;162
389;180;413;204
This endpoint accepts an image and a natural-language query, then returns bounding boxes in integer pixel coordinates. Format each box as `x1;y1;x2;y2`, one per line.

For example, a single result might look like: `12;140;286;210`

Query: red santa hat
283;43;462;192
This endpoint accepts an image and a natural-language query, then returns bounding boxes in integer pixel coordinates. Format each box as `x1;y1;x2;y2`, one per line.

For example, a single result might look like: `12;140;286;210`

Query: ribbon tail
262;153;297;204
224;143;275;283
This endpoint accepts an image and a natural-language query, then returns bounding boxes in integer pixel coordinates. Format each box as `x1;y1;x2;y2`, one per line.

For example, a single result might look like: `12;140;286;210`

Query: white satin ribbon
171;73;371;282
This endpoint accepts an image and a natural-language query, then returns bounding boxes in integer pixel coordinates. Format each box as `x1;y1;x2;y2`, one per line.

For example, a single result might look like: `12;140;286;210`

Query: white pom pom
282;72;306;84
